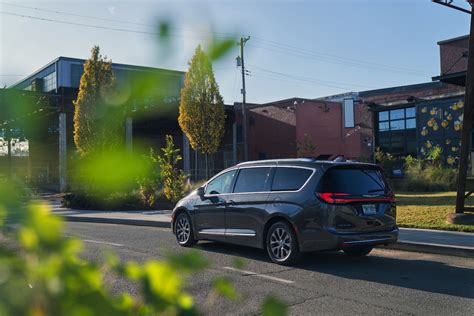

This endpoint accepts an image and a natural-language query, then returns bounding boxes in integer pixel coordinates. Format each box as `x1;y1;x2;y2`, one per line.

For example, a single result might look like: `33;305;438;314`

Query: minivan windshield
319;167;389;196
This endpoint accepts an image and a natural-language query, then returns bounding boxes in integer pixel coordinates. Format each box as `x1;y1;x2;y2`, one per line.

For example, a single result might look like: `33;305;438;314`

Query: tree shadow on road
196;241;474;299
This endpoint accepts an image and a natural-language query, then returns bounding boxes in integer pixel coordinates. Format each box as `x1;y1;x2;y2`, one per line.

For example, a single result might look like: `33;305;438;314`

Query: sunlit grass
396;191;474;232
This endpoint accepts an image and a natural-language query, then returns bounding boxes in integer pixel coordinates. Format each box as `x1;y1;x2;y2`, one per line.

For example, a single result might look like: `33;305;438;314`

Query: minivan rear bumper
299;227;399;252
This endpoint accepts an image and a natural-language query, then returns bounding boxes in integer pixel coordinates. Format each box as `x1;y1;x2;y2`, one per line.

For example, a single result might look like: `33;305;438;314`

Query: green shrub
375;147;397;176
137;148;163;207
157;135;188;203
396;154;458;192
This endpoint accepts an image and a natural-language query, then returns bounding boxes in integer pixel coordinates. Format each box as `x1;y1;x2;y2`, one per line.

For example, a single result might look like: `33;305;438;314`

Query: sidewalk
46;194;172;228
43;194;474;258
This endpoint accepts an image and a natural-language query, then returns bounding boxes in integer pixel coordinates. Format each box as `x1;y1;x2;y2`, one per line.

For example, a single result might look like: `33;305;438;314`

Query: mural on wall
418;99;464;166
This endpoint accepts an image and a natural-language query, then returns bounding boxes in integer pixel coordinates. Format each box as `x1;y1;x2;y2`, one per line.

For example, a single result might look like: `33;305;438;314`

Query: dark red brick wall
440;36;469;75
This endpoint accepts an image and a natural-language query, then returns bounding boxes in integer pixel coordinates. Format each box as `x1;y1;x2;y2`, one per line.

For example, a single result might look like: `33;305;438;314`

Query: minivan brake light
317;192;395;204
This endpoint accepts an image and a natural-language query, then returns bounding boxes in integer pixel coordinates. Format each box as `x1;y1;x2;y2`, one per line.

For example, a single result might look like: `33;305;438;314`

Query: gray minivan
171;159;398;265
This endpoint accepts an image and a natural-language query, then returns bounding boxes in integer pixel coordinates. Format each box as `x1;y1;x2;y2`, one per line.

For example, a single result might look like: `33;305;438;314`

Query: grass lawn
396;191;474;233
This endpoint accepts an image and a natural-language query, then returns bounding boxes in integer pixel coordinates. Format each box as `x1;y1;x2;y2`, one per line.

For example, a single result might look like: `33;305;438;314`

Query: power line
247;64;375;90
0;11;232;41
0;1;241;38
250;38;432;76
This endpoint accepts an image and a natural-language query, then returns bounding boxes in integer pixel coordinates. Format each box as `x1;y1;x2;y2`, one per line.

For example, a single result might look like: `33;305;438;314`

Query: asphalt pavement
65;222;474;316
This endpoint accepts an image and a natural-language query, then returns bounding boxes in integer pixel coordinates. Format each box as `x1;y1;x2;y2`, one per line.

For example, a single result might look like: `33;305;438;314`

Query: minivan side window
205;170;237;195
233;167;271;193
271;167;313;191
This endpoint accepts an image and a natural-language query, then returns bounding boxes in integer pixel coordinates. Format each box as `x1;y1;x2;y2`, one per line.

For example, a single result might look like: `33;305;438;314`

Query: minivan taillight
317;192;395;204
317;192;350;204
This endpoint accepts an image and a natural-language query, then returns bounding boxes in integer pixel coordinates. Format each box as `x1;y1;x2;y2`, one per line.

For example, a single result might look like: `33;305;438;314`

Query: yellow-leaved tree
73;45;121;156
178;45;225;178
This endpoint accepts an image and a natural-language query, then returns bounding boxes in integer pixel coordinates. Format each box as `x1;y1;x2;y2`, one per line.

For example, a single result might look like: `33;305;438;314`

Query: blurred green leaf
208;38;236;61
166;249;209;273
75;149;149;195
159;22;170;39
213;277;237;300
262;297;288;316
232;257;246;270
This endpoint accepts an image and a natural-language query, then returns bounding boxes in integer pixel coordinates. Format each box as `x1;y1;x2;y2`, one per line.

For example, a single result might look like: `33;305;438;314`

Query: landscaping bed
396;192;474;232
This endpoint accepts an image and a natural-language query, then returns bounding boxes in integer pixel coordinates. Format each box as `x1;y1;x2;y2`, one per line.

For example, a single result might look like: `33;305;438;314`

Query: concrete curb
62;215;171;229
380;241;474;259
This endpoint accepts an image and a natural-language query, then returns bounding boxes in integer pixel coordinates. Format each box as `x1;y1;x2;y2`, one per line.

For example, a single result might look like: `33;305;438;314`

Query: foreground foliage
0;180;288;315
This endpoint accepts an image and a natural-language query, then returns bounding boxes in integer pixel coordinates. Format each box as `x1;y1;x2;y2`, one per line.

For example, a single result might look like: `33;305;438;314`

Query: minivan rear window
234;167;271;193
271;167;313;191
318;167;388;196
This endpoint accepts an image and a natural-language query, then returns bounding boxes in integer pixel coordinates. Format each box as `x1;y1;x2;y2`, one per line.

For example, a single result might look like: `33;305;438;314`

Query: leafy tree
296;134;317;157
157;135;187;203
178;45;225;178
73;46;121;156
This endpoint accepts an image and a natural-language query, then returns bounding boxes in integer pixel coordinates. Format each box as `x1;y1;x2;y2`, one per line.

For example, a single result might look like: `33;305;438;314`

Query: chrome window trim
199;229;256;237
199;229;226;236
342;238;393;245
203;165;316;197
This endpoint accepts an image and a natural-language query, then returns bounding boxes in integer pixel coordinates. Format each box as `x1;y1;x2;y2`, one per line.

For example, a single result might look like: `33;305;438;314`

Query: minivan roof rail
237;158;316;166
333;156;346;162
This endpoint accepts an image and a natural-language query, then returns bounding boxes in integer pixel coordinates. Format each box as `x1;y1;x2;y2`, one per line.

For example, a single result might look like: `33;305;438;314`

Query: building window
376;106;416;156
343;99;355;128
43;72;56;92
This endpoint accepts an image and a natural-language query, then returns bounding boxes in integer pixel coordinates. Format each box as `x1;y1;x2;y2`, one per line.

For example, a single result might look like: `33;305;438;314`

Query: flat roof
359;82;442;98
437;35;469;45
9;56;185;89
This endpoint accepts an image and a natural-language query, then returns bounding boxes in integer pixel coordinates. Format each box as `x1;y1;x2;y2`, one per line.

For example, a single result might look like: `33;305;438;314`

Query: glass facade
43;72;56;92
377;106;417;156
375;97;468;166
71;64;84;88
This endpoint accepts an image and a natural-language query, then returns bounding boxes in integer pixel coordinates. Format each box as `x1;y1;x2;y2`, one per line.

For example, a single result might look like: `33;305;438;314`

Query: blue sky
0;0;471;104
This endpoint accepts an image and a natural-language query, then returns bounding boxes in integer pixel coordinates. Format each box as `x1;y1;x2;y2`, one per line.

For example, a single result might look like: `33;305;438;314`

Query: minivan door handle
225;200;236;206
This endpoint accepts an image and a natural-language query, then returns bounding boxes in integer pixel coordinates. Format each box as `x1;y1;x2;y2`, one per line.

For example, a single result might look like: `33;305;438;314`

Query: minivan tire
266;221;300;265
343;246;373;257
175;213;197;247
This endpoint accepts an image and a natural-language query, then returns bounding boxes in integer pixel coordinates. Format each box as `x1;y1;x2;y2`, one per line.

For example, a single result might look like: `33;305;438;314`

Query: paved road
66;222;474;316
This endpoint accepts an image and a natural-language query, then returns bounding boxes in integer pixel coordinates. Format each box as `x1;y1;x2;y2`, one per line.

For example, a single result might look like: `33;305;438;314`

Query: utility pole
239;36;250;161
456;1;473;213
434;0;473;214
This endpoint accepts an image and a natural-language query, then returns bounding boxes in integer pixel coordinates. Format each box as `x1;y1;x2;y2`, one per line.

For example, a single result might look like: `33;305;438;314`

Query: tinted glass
390;120;404;130
319;168;388;195
405;107;416;118
379;111;389;121
379;122;389;132
234;168;271;193
390;109;404;120
406;118;416;129
271;167;313;191
205;170;236;195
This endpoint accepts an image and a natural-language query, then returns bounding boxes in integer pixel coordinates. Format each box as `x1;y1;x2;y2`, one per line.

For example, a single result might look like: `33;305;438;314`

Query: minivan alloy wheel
270;228;292;260
176;217;190;243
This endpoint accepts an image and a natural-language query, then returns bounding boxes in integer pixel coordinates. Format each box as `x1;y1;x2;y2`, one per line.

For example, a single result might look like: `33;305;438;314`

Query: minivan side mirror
197;187;205;197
